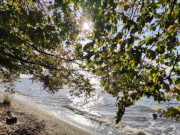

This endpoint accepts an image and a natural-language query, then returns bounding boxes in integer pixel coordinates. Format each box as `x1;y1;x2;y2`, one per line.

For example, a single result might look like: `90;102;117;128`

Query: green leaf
70;32;78;40
124;5;130;11
177;96;180;101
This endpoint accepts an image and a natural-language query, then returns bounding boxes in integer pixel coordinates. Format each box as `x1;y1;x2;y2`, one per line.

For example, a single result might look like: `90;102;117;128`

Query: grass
1;94;11;106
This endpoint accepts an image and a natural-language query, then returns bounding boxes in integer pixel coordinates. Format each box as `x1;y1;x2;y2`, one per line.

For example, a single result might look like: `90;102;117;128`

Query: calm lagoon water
4;78;180;135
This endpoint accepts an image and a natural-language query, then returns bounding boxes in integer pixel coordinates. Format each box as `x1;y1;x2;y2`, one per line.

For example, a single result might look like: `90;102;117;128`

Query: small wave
65;106;151;135
66;106;114;126
135;103;160;112
14;91;31;97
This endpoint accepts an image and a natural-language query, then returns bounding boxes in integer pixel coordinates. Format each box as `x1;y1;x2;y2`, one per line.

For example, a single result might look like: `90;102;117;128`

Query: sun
83;22;90;30
81;17;93;32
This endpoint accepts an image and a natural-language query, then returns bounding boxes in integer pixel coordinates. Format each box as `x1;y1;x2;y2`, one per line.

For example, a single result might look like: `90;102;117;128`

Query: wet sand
0;91;93;135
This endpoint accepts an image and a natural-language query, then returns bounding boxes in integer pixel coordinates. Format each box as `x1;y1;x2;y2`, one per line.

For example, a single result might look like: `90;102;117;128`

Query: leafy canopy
0;0;180;122
0;0;95;96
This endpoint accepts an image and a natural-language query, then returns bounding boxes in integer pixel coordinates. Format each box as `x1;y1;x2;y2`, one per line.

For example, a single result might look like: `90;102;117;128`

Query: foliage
158;107;180;121
77;0;180;122
0;0;95;95
0;0;180;122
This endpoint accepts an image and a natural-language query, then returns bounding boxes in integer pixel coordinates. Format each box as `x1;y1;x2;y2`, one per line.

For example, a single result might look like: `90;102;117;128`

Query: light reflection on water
8;78;180;135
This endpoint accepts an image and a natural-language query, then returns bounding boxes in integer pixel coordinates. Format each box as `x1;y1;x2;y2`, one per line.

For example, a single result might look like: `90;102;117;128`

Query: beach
0;91;93;135
1;78;179;135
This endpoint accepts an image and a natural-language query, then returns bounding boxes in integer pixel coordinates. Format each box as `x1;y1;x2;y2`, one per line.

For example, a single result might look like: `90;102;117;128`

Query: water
3;78;180;135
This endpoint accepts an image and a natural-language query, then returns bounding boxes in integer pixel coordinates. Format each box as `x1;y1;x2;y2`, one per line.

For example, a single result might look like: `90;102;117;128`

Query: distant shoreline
0;91;93;135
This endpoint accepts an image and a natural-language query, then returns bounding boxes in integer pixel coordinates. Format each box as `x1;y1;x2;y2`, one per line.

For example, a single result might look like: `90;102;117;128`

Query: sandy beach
0;91;93;135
